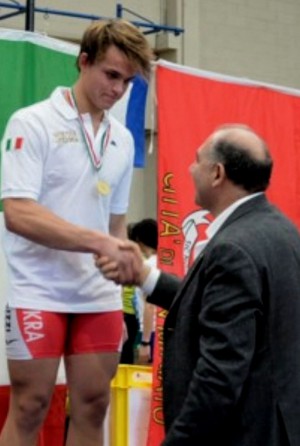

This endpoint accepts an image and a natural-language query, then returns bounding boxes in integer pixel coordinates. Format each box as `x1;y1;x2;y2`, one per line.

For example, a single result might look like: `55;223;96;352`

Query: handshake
94;238;151;286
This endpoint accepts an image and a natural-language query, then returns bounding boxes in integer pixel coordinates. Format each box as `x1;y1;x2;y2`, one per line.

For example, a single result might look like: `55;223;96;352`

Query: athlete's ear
78;52;89;70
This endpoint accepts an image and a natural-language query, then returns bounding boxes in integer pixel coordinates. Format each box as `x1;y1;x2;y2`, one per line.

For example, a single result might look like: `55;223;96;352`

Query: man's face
189;138;216;209
79;45;136;112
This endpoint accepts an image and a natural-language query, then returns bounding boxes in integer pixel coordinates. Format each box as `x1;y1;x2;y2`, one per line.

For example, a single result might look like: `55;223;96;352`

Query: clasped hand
95;239;144;285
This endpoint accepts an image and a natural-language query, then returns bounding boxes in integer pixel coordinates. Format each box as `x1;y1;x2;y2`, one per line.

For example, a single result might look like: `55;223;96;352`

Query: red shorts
5;306;123;360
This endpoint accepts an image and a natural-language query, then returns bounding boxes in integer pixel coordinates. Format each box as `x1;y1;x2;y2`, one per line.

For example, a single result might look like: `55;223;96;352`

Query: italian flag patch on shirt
6;137;24;151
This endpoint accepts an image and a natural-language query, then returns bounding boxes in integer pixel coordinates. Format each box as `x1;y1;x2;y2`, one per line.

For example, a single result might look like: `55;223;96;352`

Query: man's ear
212;162;226;187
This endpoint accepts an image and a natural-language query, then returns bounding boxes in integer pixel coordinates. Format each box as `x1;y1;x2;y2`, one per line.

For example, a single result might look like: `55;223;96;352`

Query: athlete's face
79;45;136;112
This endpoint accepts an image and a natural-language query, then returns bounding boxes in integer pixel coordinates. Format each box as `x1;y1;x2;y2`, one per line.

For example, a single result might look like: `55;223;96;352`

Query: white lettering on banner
23;310;45;343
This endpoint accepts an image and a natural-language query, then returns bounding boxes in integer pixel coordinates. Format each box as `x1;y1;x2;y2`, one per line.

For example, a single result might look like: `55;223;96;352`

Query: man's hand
94;240;151;285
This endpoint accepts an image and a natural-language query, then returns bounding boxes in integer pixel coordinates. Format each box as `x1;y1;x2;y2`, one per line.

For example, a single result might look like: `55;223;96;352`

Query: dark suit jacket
148;195;300;446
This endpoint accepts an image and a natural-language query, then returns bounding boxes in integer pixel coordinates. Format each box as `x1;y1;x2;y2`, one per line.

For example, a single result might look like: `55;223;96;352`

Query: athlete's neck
71;84;104;134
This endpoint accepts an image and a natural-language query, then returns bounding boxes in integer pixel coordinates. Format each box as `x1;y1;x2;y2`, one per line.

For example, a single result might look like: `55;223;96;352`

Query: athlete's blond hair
76;19;153;78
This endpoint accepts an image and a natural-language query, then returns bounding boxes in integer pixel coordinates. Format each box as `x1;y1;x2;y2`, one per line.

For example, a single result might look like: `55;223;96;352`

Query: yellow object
109;364;153;446
122;285;137;315
65;364;153;445
97;180;111;195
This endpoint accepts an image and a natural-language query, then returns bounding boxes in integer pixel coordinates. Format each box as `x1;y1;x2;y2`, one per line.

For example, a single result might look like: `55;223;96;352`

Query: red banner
146;60;300;445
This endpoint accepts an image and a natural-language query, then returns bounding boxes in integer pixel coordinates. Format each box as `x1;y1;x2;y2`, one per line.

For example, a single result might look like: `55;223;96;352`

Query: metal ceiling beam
0;2;184;36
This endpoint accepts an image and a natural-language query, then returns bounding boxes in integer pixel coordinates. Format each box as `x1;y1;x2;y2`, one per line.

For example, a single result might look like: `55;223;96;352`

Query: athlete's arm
109;213;127;240
3;197;128;260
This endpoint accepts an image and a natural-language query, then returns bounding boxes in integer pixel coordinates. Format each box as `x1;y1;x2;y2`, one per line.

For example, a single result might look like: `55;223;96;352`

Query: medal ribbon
68;88;111;170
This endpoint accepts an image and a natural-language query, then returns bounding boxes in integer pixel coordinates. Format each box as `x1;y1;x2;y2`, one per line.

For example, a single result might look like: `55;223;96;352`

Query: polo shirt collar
50;87;110;124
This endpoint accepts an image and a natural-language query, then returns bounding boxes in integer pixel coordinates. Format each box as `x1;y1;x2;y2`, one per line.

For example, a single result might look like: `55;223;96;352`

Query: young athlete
0;19;152;446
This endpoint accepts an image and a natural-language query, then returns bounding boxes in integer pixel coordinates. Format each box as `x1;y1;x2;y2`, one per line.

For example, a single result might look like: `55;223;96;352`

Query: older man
98;124;300;446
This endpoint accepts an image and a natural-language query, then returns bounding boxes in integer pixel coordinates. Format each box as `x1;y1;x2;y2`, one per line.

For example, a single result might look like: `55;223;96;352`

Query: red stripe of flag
15;137;24;150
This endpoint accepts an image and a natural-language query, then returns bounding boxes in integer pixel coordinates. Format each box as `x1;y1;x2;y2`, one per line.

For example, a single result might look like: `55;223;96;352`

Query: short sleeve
1;110;46;201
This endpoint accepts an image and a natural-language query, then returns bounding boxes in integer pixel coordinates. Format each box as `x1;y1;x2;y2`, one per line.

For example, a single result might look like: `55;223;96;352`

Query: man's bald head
208;124;273;193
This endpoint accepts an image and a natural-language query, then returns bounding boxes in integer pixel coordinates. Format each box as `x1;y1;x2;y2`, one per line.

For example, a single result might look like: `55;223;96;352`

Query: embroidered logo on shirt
5;137;24;151
54;131;79;144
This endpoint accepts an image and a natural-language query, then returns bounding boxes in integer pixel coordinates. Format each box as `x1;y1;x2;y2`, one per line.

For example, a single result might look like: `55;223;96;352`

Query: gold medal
97;181;111;195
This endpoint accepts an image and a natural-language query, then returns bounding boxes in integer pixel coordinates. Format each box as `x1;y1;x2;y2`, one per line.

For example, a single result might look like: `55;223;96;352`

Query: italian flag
5;137;24;151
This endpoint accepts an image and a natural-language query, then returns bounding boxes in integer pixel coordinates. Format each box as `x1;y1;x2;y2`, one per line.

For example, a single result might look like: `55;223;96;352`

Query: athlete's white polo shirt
0;87;134;313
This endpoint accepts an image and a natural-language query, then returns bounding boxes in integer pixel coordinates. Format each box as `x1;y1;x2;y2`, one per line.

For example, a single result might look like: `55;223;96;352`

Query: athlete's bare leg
65;352;119;446
0;357;60;446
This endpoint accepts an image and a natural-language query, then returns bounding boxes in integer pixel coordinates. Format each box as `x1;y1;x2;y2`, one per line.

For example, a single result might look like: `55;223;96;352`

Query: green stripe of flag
5;139;12;151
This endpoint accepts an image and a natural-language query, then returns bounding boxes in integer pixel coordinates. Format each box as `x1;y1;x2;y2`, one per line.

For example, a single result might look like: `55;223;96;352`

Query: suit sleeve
163;241;264;445
147;272;181;311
